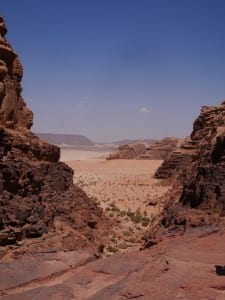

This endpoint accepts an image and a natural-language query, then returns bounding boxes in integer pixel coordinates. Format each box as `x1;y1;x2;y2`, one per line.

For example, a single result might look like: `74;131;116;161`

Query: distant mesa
112;138;157;146
35;134;158;149
107;137;180;160
36;133;95;147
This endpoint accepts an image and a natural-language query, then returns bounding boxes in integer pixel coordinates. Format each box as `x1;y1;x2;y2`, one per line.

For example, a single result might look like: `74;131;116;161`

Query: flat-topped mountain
112;138;157;145
36;132;95;146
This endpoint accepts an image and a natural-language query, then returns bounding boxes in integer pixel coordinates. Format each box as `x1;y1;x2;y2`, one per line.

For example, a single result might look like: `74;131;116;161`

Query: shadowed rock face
179;103;225;212
0;16;109;255
156;102;225;229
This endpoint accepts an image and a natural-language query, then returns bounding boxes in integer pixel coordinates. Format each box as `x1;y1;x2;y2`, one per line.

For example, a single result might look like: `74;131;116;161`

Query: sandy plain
61;148;171;254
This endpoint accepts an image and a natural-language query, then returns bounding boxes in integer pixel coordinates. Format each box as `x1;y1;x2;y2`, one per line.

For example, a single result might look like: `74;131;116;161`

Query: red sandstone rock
138;137;180;160
1;228;225;299
2;14;225;300
154;101;225;230
107;143;146;159
0;16;110;255
107;138;180;160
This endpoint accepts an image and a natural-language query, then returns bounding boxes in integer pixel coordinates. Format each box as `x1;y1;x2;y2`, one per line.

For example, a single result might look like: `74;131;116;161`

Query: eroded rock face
179;103;225;212
107;143;146;159
107;138;180;161
0;17;33;130
154;136;194;179
138;137;180;160
0;16;109;254
157;102;225;229
1;228;225;300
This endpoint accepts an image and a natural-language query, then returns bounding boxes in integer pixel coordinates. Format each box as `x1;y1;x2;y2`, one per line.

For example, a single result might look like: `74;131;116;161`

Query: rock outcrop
154;136;194;179
155;102;225;230
1;228;225;300
138;137;180;160
107;137;180;160
0;17;33;130
0;16;109;255
107;143;146;159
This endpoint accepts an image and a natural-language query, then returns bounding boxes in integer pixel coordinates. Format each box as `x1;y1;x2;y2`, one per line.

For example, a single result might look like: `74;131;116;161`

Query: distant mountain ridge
36;133;95;146
36;134;157;147
112;139;157;145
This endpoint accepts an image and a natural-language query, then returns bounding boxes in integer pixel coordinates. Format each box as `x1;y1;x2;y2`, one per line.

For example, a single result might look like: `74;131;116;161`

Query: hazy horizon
35;131;177;144
2;0;225;141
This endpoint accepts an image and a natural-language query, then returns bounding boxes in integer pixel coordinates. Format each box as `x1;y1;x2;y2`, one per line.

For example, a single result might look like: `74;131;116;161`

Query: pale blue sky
2;0;225;142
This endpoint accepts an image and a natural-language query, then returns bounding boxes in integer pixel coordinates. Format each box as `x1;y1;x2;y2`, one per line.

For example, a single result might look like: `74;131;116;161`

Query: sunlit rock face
154;102;225;231
0;16;33;129
0;16;109;254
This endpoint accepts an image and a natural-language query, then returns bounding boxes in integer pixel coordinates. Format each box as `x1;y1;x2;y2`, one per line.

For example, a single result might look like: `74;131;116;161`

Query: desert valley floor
61;148;171;255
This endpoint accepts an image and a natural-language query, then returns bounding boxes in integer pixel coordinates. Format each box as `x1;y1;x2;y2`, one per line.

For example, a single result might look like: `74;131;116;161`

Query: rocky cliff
138;137;180;160
0;16;109;256
107;143;146;159
1;15;225;300
154;102;225;230
154;136;194;179
107;137;180;160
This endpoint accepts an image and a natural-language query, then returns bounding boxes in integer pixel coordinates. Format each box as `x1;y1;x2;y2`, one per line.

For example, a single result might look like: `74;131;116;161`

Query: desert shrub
141;220;149;227
118;242;129;249
120;210;126;217
107;245;118;253
90;196;100;205
111;206;120;213
131;214;142;224
142;216;150;222
126;211;134;218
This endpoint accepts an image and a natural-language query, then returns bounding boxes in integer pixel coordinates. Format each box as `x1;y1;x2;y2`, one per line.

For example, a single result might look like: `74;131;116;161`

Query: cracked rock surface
1;228;225;300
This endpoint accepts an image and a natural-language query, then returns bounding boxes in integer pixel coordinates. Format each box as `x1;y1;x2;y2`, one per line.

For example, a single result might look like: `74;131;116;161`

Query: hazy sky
2;0;225;142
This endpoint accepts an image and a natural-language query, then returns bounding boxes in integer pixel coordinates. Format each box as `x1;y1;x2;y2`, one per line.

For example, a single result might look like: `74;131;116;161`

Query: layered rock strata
156;102;225;229
107;143;146;159
155;137;194;179
138;137;180;160
1;228;225;300
107;137;180;160
0;16;109;254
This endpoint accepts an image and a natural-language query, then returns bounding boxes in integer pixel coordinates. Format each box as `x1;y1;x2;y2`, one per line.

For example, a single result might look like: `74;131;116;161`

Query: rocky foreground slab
1;228;225;300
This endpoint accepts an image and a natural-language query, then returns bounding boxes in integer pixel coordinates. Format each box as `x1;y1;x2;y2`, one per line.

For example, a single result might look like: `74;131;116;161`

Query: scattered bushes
105;204;151;227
